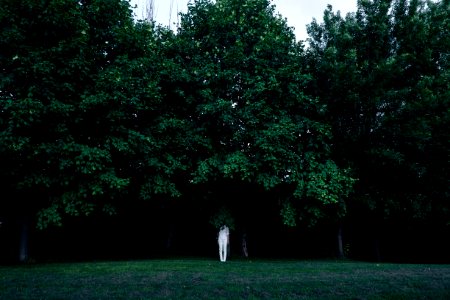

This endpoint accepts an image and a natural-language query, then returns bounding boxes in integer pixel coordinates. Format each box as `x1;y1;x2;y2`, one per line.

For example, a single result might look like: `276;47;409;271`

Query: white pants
218;236;228;262
218;226;229;262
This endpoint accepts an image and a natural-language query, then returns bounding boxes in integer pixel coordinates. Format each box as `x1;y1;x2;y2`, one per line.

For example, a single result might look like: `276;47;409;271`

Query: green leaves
306;0;450;228
37;204;62;230
209;206;235;230
173;0;354;228
280;201;297;227
305;160;354;205
1;0;355;231
0;0;145;228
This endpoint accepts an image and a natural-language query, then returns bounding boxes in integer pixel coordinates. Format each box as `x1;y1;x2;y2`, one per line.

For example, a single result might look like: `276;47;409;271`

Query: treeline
0;0;448;263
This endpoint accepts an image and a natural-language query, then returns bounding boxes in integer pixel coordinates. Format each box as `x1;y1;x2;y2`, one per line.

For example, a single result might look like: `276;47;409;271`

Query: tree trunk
337;224;345;259
372;221;382;262
165;224;175;252
241;232;249;258
374;237;381;262
19;218;29;263
227;234;231;259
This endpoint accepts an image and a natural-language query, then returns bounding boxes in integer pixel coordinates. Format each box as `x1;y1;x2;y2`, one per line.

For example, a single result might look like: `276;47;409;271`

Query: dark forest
0;0;449;264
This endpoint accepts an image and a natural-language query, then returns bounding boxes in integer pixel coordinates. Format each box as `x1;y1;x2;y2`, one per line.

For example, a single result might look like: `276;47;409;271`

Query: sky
130;0;357;41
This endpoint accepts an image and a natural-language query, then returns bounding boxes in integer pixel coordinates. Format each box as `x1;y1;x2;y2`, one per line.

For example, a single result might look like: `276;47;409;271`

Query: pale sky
130;0;357;41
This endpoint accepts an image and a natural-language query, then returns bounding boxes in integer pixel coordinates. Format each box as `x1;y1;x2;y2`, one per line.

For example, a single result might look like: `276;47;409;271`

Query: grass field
1;259;449;299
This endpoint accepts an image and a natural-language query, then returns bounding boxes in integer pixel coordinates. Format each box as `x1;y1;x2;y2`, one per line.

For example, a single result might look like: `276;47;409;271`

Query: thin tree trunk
337;224;345;259
227;234;231;259
373;221;382;262
374;237;381;262
241;232;248;258
19;218;29;263
166;224;175;252
144;0;155;22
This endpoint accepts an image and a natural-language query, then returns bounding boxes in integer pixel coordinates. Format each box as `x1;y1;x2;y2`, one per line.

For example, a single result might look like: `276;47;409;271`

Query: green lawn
1;259;449;299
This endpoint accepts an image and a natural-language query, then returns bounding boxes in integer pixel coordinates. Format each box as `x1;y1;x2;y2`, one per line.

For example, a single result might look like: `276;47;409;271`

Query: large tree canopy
0;0;161;228
0;0;353;229
306;0;449;258
171;0;353;227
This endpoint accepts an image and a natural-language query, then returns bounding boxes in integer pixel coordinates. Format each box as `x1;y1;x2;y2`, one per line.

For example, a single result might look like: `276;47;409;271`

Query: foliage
306;0;449;230
0;0;448;261
174;0;354;226
209;206;235;230
0;0;167;228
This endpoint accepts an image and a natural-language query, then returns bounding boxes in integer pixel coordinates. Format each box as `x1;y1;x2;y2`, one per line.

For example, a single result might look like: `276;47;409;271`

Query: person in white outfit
218;225;229;262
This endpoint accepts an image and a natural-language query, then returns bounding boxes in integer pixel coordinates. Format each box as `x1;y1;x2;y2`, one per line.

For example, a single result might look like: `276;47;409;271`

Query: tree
144;0;155;22
1;0;382;261
0;0;166;260
172;0;354;253
306;0;449;260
